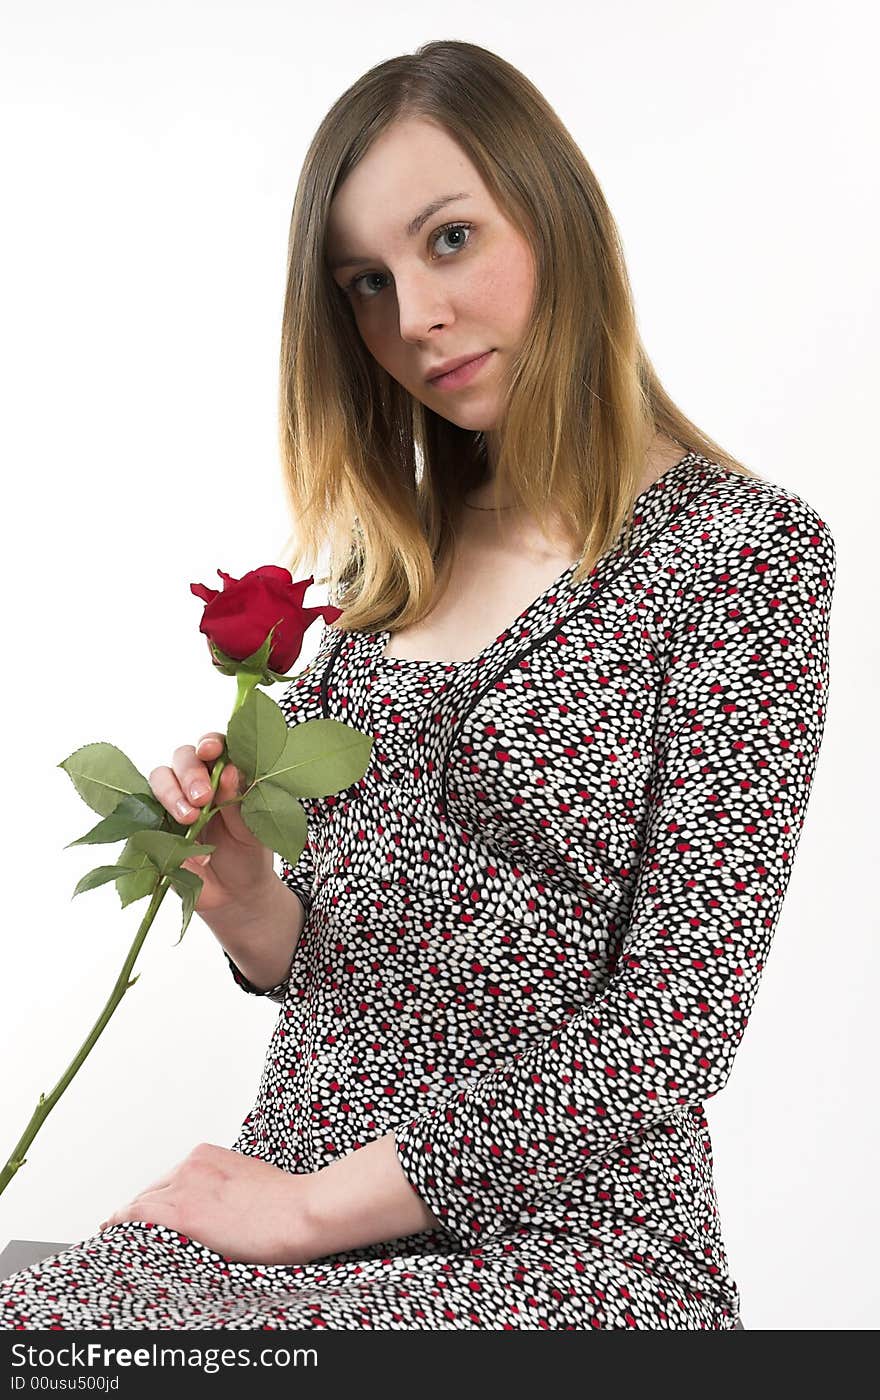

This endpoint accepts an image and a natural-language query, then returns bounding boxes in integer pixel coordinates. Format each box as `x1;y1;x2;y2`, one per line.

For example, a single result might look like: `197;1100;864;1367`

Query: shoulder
656;463;838;656
685;461;837;584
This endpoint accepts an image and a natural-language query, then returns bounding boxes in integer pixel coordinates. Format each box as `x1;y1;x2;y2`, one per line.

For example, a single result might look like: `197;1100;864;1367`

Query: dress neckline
373;450;704;672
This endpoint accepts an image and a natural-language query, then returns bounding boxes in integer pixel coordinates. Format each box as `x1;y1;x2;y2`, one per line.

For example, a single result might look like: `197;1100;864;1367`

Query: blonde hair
277;38;760;636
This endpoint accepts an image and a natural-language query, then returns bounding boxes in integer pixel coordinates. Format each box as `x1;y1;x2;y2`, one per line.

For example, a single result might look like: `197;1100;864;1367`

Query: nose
394;272;452;344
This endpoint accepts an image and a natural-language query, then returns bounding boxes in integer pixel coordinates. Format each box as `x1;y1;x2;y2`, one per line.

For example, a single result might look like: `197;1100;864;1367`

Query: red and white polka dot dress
0;453;835;1329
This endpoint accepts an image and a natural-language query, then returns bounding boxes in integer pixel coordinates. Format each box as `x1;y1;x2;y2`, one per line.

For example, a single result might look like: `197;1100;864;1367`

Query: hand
97;1142;317;1265
149;733;275;916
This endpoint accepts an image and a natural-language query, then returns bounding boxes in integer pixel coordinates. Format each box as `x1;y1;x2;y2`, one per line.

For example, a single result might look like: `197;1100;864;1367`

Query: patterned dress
0;452;836;1329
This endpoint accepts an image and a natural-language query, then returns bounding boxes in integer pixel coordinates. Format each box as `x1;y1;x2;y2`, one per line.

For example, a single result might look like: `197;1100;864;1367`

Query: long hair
277;39;759;635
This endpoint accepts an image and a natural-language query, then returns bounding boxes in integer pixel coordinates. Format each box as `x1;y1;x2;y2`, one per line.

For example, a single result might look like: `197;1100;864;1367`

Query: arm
217;618;335;1002
202;866;309;1003
376;491;836;1249
304;1132;442;1258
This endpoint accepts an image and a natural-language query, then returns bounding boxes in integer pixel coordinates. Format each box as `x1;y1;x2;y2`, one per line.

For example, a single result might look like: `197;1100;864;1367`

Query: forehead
326;118;488;246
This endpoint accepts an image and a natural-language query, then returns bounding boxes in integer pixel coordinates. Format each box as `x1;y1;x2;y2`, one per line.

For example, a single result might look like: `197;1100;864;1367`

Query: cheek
469;247;535;333
354;316;397;372
505;245;537;330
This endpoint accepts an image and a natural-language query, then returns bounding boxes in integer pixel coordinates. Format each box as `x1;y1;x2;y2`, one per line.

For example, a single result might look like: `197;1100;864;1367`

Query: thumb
182;852;212;870
216;763;262;843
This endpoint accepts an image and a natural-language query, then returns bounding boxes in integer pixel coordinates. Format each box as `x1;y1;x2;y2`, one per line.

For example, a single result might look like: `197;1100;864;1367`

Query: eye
342;221;474;301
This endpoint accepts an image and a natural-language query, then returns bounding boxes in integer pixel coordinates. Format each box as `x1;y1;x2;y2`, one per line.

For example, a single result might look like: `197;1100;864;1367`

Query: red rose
190;566;341;675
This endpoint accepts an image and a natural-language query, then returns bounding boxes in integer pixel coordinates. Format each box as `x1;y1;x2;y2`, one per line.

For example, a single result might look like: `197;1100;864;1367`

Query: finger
148;764;200;823
102;1207;152;1230
195;733;225;757
171;744;215;808
189;761;241;831
102;1201;140;1228
103;1183;175;1230
213;767;262;840
218;762;241;793
129;1170;174;1199
182;851;211;870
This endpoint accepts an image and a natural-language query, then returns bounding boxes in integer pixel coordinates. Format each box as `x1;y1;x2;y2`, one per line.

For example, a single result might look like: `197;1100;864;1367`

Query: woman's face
325;117;536;436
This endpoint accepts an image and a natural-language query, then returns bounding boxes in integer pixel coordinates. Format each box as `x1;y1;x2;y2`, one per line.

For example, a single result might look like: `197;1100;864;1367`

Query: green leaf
115;840;160;908
239;782;308;865
126;829;215;877
167;867;203;946
235;623;280;674
226;687;287;786
58;743;154;817
207;640;240;677
72;862;143;897
209;623;282;680
263;718;373;799
65;791;168;847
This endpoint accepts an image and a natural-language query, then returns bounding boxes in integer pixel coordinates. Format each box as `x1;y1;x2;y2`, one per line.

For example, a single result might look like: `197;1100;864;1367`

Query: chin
430;400;500;431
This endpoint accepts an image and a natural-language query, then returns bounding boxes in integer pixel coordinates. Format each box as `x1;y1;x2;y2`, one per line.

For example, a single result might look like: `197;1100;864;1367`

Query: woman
0;40;835;1330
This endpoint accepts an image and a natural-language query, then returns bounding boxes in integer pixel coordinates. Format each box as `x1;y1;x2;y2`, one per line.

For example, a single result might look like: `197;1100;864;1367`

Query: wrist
286;1173;325;1265
202;870;295;934
201;874;305;993
299;1134;438;1261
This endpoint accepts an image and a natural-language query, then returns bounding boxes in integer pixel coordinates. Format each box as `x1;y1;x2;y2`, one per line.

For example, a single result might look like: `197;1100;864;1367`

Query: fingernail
176;799;194;817
189;782;209;800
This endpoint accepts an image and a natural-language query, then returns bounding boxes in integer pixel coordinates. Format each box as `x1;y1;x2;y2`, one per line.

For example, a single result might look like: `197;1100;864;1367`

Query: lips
426;351;496;391
426;351;490;382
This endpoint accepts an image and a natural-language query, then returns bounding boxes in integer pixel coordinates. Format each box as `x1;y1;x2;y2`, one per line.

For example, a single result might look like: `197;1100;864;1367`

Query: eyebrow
327;192;472;272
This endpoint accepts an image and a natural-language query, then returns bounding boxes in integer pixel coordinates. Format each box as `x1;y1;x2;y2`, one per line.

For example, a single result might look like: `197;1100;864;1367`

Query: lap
0;1220;735;1330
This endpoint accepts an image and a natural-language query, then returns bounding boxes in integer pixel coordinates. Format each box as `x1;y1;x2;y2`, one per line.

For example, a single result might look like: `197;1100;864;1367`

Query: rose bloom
190;566;341;674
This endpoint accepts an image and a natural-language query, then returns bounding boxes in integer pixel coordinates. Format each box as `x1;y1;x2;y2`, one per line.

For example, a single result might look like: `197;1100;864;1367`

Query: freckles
480;239;532;294
466;264;506;310
474;264;528;322
508;248;537;296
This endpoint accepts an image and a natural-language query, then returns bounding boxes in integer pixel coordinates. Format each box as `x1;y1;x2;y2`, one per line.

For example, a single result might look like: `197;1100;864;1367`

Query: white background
1;0;876;1331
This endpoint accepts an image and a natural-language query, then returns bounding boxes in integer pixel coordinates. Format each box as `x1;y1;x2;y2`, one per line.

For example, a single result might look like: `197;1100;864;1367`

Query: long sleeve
392;490;837;1249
